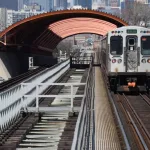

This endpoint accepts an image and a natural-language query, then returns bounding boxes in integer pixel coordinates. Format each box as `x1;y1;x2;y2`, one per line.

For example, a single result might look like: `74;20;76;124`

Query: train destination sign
126;29;137;34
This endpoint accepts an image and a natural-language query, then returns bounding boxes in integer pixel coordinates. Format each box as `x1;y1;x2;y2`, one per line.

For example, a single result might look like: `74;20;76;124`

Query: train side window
110;36;123;55
141;36;150;55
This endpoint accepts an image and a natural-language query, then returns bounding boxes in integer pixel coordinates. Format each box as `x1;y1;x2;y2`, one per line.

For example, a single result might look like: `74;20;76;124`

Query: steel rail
122;94;150;149
115;94;145;150
140;94;150;107
0;67;45;91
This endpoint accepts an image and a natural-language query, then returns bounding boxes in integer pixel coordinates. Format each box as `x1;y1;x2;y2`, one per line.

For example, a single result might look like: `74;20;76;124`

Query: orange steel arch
0;9;128;52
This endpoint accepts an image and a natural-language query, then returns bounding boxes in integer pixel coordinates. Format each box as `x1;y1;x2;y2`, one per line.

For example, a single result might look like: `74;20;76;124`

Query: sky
0;0;18;10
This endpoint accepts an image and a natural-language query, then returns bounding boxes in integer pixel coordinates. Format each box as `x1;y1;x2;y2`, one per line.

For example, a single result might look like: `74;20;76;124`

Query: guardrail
0;60;70;133
70;56;93;64
71;63;95;150
70;56;93;69
21;83;85;113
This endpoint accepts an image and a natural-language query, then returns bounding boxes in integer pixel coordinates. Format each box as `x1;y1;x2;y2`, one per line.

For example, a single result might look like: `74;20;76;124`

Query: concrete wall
0;52;20;80
0;51;57;80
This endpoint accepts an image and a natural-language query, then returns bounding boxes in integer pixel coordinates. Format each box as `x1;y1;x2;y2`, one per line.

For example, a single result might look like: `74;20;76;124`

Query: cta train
100;26;150;93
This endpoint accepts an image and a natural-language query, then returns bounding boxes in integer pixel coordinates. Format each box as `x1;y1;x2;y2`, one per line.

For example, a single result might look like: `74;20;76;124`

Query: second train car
100;26;150;93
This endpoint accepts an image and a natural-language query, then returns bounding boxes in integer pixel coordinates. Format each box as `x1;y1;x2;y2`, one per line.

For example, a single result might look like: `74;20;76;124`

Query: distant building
121;1;125;9
18;0;52;11
54;0;67;10
92;1;105;9
0;8;7;31
110;0;120;7
96;6;121;16
74;0;92;9
123;0;134;10
49;0;54;11
0;9;44;31
7;10;44;27
18;0;24;10
92;0;121;8
70;5;83;9
137;0;147;3
67;2;71;8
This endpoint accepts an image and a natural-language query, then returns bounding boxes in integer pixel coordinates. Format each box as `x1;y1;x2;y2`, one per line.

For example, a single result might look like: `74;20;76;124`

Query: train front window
141;36;150;55
129;38;135;46
110;36;123;55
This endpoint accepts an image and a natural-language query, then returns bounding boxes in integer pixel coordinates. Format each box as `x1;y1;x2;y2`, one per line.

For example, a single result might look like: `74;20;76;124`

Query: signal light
112;59;116;63
128;82;136;87
147;59;150;63
118;59;122;64
141;59;146;63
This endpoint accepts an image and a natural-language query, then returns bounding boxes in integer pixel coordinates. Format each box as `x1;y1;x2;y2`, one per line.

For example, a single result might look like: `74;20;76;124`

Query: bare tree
140;5;150;27
56;40;73;56
121;2;150;27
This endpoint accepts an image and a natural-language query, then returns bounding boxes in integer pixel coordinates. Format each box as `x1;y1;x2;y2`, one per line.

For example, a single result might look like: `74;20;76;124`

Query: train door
126;36;138;72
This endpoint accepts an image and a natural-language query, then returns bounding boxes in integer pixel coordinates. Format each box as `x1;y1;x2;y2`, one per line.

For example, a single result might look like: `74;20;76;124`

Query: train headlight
112;59;116;63
141;59;146;63
147;59;150;63
118;59;122;64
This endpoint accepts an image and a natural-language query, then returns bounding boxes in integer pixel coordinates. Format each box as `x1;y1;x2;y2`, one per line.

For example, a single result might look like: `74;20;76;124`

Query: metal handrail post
71;85;74;112
36;85;39;113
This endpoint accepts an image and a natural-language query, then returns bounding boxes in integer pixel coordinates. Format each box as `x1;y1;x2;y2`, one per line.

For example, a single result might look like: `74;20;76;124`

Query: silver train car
99;26;150;92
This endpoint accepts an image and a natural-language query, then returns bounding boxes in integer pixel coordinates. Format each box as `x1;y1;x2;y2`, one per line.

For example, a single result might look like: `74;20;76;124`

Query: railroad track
0;67;45;92
113;93;150;150
100;65;150;149
0;68;88;150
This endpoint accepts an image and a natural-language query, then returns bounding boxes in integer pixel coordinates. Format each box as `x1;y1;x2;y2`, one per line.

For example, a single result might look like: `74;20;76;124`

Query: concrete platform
95;67;121;150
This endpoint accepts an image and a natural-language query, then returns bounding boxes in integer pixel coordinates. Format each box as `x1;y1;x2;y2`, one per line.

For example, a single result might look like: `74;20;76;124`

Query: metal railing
71;63;95;150
0;60;70;133
70;56;93;65
21;83;86;113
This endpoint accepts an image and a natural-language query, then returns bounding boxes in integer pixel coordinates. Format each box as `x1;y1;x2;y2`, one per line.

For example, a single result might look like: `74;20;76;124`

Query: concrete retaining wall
0;51;57;80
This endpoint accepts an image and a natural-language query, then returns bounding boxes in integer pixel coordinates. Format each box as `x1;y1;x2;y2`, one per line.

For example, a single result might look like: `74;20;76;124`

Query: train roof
108;26;150;33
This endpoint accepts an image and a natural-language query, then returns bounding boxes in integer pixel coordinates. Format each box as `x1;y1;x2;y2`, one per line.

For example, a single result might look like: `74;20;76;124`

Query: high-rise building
18;0;53;11
92;0;106;9
0;8;7;31
110;0;119;7
49;0;54;11
74;0;92;9
0;0;18;10
54;0;67;10
121;1;125;9
137;0;147;3
7;10;44;27
18;0;24;10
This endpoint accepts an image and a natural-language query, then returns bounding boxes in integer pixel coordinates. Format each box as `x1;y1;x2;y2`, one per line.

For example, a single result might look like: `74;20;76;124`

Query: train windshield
110;36;123;55
141;36;150;55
